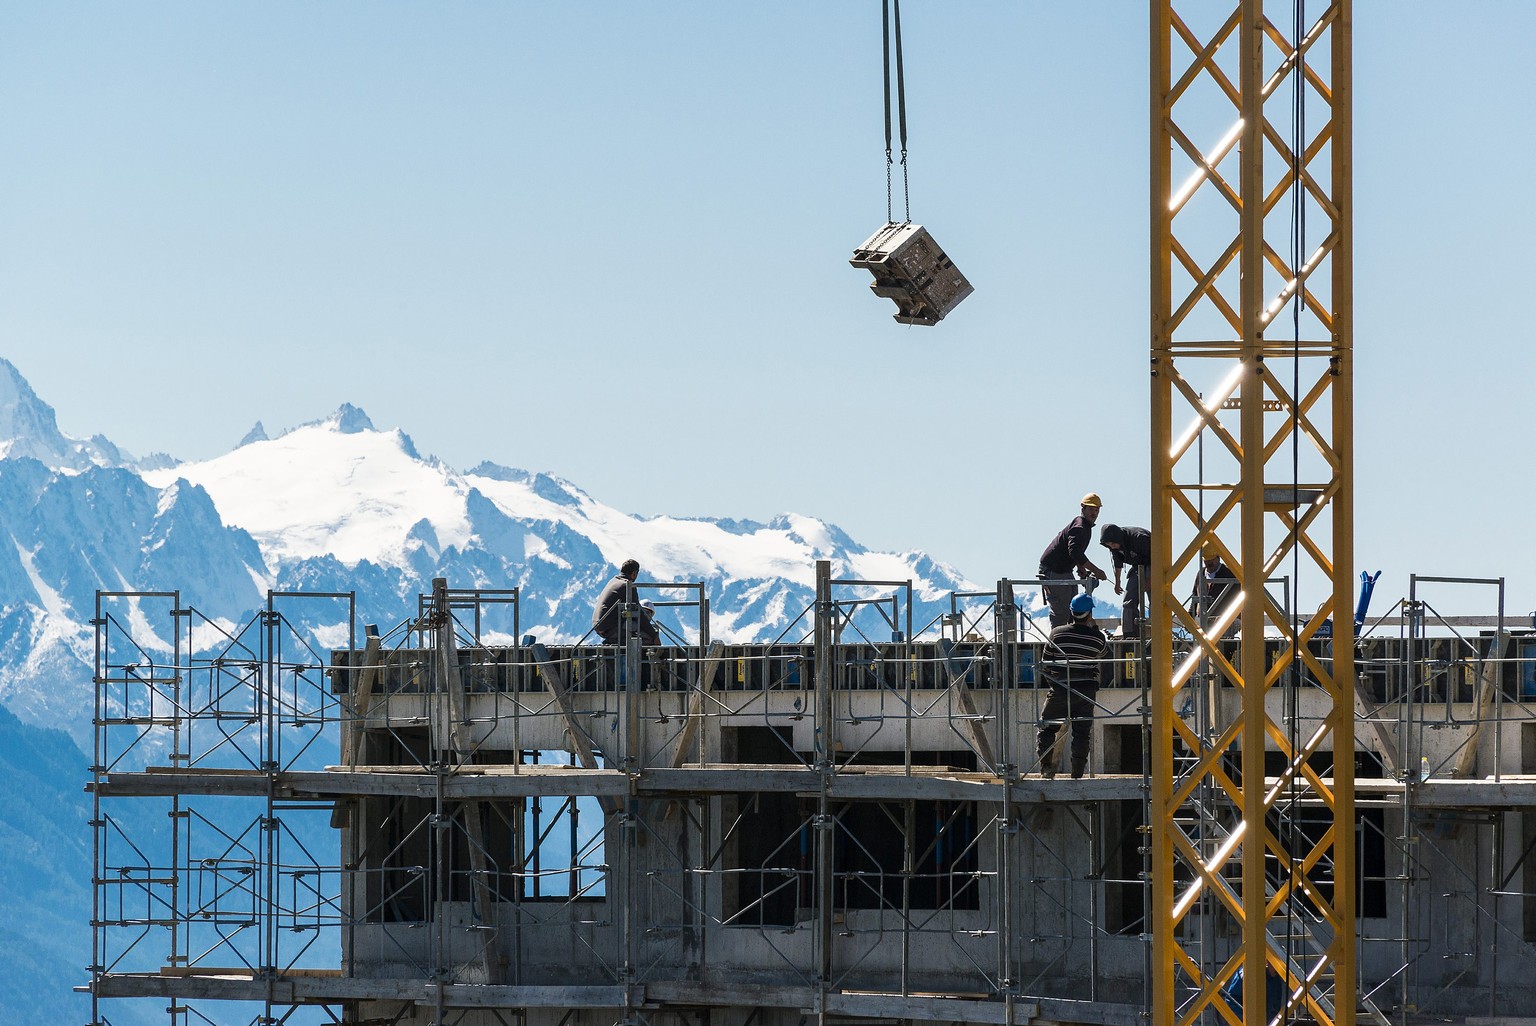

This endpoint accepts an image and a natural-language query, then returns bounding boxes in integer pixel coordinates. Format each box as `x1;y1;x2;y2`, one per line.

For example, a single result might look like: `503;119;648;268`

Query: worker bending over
1098;523;1151;637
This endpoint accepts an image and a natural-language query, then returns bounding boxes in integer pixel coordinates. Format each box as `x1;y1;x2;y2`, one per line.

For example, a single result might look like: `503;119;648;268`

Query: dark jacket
1099;524;1152;572
592;574;637;643
1039;516;1095;574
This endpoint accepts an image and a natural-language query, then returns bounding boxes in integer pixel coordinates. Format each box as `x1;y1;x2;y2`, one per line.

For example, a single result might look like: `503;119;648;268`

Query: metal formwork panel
850;222;973;324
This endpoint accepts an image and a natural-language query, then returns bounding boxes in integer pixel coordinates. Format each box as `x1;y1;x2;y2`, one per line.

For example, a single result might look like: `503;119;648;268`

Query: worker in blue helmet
1036;591;1110;779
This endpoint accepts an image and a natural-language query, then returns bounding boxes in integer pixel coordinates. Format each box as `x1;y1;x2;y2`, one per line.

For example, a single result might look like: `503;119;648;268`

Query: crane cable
882;0;911;224
1283;0;1308;1013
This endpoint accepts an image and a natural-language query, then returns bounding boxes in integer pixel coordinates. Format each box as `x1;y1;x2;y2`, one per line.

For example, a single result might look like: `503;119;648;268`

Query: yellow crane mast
1150;3;1356;1025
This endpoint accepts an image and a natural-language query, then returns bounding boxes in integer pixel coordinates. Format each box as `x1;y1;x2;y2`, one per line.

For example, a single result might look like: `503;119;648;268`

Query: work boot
1070;757;1088;780
1039;753;1056;779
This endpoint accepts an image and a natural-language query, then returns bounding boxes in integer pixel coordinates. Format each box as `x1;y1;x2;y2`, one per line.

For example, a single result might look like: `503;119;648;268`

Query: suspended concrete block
849;222;973;325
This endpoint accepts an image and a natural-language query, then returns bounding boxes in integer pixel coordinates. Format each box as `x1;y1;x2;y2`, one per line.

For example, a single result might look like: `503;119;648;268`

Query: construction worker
638;599;662;647
1194;542;1239;636
592;559;642;644
1098;523;1152;637
1036;592;1109;779
1038;492;1108;626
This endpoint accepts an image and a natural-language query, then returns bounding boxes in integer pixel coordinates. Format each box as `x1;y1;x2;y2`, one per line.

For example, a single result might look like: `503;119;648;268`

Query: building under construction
79;2;1536;1024
87;568;1536;1026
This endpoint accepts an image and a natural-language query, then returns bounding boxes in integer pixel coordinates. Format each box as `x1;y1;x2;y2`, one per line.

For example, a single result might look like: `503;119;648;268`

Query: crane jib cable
882;0;909;224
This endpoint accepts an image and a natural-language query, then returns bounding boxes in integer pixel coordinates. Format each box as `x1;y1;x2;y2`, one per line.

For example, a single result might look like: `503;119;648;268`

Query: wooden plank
93;973;627;1006
1351;776;1536;808
102;972;1136;1023
821;991;1028;1023
530;643;622;816
663;641;725;821
937;638;997;769
669;641;726;768
642;980;813;1010
529;644;606;772
1353;676;1401;779
344;632;384;767
1410;779;1536;808
645;981;1141;1026
1450;632;1505;780
437;614;502;985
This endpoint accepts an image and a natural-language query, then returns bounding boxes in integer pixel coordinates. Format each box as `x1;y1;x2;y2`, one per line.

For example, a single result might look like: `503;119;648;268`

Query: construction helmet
1080;492;1103;508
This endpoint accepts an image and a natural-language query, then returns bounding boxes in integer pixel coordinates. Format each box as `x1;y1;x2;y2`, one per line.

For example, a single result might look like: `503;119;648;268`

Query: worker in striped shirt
1036;592;1110;779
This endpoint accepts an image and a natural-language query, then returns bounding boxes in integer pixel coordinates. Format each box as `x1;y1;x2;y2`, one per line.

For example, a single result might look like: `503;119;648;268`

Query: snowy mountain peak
284;403;377;438
530;472;589;508
0;358;73;462
331;403;375;434
145;411;470;567
0;358;140;472
768;513;865;558
465;464;590;508
0;363;991;748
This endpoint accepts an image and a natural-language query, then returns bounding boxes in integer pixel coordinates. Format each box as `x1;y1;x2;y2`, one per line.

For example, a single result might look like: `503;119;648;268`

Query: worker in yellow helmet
1037;493;1108;627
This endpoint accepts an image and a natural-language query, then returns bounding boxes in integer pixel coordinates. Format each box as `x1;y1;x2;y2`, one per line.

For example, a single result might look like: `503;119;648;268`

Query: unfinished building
88;566;1536;1025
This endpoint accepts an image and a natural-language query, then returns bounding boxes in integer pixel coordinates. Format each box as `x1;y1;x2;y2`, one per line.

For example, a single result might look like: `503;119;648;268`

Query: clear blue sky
1;2;1530;615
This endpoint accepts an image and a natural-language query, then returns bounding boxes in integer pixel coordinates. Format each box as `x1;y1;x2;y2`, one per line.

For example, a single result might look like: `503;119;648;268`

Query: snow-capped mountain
0;358;1005;745
0;361;172;472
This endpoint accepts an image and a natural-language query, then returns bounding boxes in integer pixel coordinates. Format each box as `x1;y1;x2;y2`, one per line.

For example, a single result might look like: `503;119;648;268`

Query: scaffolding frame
89;567;1536;1026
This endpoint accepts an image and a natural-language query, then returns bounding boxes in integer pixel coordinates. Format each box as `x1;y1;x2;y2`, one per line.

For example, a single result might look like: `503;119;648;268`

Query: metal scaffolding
89;567;1536;1026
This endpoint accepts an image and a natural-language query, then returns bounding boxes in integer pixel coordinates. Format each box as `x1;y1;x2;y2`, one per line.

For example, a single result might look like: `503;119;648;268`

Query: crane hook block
850;222;973;325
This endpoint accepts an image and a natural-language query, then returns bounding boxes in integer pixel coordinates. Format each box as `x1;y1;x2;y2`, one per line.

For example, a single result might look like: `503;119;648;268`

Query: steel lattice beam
1151;3;1355;1026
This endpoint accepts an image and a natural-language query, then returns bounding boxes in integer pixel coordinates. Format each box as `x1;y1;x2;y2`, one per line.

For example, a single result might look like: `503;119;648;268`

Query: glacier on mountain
0;357;1069;746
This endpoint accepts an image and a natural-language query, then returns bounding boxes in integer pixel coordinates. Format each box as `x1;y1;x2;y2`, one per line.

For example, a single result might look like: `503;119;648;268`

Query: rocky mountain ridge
0;358;1000;746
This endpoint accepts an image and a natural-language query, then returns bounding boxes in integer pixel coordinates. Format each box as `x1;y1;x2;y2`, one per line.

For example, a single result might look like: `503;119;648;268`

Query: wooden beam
435;602;503;985
1450;632;1505;781
1352;676;1401;780
530;643;622;816
345;632;384;767
669;641;726;768
937;638;998;770
663;641;726;820
92;973;627;1007
93;768;633;799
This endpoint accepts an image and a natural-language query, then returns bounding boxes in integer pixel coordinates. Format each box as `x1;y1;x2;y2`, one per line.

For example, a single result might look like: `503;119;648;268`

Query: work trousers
1040;566;1078;627
1121;563;1151;636
1036;675;1098;774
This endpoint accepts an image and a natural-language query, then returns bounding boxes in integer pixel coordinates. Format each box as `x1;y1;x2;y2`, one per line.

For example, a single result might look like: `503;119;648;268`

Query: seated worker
1036;592;1110;779
638;599;662;647
592;559;642;644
